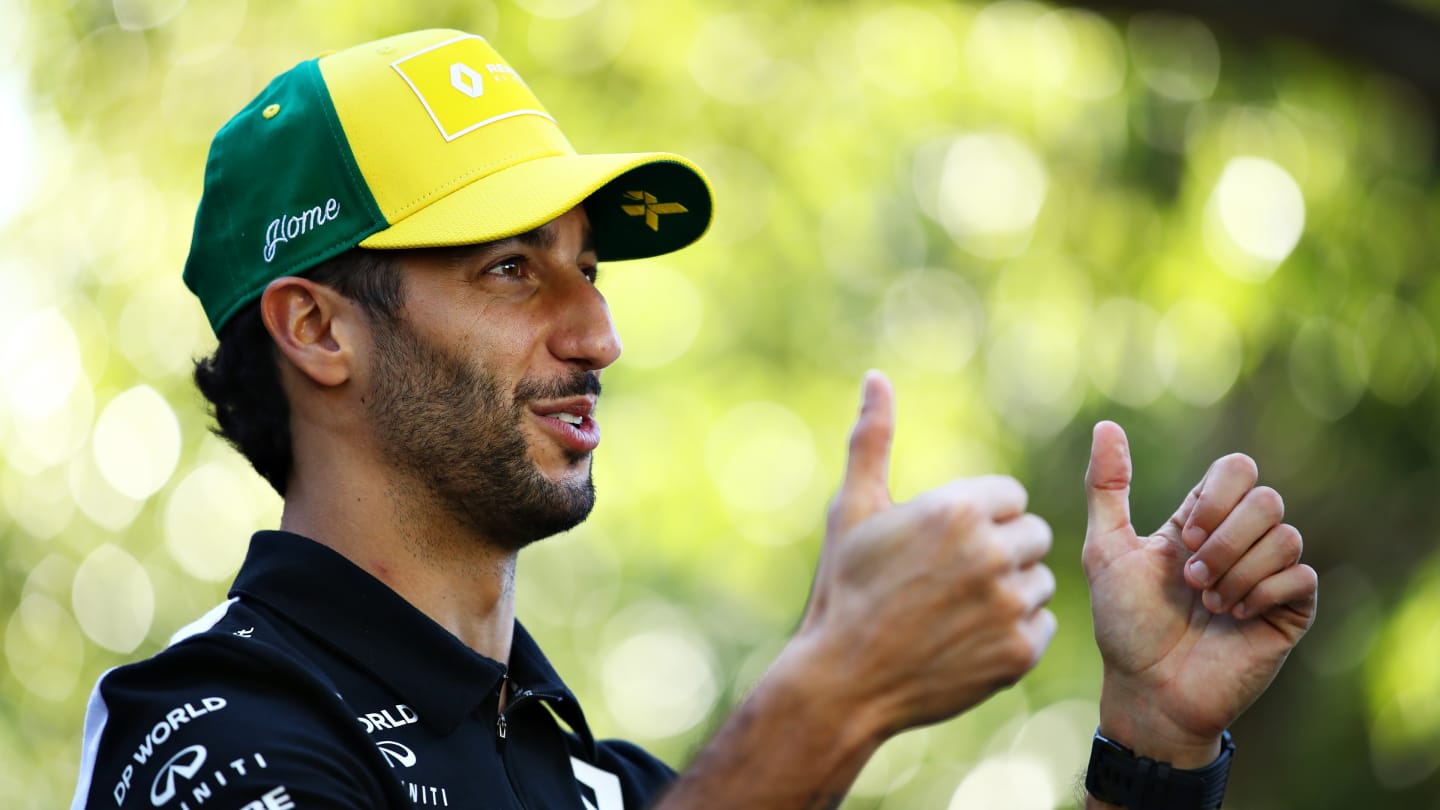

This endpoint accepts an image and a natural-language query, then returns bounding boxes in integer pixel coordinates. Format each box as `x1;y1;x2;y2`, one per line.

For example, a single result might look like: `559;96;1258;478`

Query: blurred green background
3;0;1439;807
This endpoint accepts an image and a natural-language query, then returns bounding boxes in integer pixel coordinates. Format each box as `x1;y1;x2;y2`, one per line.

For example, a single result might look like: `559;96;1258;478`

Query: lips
529;396;600;454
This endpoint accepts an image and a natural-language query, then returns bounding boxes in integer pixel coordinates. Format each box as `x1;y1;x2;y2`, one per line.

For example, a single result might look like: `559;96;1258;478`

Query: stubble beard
365;314;598;553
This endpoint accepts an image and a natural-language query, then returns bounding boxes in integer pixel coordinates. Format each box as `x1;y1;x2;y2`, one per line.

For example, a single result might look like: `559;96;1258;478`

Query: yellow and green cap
183;29;714;335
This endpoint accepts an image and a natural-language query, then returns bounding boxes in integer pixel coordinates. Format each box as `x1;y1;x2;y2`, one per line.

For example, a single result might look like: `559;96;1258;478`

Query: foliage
1;0;1437;807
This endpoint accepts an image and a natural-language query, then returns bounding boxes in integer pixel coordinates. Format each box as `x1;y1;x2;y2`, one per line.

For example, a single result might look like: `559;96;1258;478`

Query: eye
582;264;600;284
484;257;526;279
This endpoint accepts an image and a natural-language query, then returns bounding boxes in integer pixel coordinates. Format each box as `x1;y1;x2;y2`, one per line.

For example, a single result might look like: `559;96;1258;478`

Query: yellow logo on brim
390;34;552;142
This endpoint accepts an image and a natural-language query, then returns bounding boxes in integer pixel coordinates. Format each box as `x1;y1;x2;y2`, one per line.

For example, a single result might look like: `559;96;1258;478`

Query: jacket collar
229;530;584;740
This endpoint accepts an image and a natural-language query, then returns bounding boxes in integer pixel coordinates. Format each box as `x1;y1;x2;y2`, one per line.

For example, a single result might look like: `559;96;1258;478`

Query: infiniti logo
376;740;417;769
150;745;206;805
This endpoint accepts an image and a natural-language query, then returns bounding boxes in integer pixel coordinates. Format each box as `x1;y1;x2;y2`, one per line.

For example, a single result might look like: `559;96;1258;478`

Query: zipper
495;684;570;810
495;686;561;742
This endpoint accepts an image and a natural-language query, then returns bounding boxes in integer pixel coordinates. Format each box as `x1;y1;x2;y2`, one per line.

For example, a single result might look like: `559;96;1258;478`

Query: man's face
362;206;620;550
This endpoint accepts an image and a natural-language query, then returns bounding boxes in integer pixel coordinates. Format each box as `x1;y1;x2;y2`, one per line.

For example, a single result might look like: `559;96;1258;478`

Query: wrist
1098;678;1220;769
766;634;891;758
661;639;886;808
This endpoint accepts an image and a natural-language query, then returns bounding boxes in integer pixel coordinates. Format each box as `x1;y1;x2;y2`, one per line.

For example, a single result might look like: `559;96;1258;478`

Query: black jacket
71;531;674;809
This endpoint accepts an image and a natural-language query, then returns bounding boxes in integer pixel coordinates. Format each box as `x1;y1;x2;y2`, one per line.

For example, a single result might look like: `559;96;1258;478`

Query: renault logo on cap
392;33;554;142
450;63;485;98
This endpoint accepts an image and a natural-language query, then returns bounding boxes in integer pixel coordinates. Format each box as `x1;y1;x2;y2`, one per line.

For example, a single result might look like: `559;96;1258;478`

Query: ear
259;277;361;388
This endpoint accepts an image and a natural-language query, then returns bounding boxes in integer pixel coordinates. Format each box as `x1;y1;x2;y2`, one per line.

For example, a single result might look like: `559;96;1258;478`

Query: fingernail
1188;559;1210;587
1184;526;1207;547
1233;601;1249;619
1202;589;1223;613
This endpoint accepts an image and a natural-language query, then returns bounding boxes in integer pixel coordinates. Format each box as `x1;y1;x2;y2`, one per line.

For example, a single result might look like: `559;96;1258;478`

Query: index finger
1180;453;1258;552
917;474;1029;522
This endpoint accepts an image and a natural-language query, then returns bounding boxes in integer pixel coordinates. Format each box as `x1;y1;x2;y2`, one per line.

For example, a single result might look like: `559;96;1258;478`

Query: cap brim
359;152;713;261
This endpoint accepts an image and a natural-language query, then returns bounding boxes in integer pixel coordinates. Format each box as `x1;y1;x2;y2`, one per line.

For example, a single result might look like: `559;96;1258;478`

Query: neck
280;454;519;664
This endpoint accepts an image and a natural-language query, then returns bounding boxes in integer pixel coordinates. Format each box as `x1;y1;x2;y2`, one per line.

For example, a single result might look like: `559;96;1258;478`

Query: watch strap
1085;728;1235;810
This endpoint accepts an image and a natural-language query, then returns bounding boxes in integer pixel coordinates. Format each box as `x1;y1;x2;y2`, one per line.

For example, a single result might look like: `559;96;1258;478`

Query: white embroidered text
263;198;341;263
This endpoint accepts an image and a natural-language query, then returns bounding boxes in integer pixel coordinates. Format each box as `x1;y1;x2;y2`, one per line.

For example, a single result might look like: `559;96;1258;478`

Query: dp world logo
376;740;417;769
150;745;206;805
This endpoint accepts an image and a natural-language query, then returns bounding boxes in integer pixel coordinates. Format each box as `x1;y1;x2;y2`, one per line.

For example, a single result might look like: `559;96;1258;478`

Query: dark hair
193;249;405;495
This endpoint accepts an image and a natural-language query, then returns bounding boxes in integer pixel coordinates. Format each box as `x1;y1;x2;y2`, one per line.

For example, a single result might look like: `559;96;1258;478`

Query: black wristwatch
1085;728;1235;810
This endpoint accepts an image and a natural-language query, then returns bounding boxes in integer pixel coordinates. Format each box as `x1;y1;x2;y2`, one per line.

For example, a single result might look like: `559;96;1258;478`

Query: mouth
528;396;600;455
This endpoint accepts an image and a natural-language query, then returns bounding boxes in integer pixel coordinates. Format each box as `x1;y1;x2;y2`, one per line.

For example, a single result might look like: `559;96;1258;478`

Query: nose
548;274;622;372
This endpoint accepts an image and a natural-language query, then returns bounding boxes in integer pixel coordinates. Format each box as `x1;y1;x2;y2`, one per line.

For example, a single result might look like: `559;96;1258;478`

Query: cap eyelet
262;104;281;120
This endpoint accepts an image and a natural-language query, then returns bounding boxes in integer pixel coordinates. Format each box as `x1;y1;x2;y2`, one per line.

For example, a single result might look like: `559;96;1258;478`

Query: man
71;29;1317;810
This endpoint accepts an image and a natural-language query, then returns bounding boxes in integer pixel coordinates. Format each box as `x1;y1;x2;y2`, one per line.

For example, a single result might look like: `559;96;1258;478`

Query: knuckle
979;542;1013;578
846;424;868;455
931;497;983;534
1203;529;1242;560
1215;576;1246;604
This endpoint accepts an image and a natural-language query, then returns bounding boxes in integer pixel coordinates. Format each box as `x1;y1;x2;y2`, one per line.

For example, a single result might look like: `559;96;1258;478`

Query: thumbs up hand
1083;421;1318;768
793;372;1057;736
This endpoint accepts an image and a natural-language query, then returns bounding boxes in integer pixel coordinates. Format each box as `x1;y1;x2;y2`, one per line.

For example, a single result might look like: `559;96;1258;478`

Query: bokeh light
0;75;35;228
163;458;280;582
6;592;85;703
705;401;817;514
986;319;1085;436
92;385;182;501
688;13;791;106
881;269;985;373
1086;297;1170;408
2;309;84;422
72;544;155;654
1159;301;1244;407
1367;556;1440;788
947;753;1053;810
850;728;932;798
1033;9;1126;101
856;6;959;97
931;132;1049;258
601;604;719;740
113;0;189;31
601;262;704;369
1205;156;1307;277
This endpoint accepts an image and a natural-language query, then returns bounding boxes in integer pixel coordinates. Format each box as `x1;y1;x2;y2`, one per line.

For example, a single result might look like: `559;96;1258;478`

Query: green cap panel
182;59;388;334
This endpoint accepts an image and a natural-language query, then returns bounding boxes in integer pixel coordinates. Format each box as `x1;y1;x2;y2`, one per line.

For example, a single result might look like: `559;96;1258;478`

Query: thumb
830;370;895;532
1085;420;1133;538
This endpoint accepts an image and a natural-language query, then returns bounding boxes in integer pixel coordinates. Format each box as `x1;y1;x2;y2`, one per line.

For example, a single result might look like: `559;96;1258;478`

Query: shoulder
71;601;401;810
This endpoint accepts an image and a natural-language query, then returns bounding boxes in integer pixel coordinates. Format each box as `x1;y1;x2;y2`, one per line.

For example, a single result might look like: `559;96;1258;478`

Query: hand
794;371;1057;739
1083;421;1318;768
